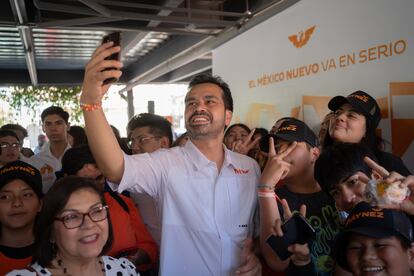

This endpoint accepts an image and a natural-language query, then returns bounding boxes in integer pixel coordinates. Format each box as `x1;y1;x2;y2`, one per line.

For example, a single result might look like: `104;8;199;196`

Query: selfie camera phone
266;212;316;260
101;32;120;85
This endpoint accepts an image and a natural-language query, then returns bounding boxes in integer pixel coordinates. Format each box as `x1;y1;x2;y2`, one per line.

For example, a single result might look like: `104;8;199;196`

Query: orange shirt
0;244;33;275
104;192;158;271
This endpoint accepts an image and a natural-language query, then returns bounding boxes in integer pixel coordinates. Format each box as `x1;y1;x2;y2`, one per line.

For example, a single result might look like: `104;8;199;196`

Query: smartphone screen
101;32;120;85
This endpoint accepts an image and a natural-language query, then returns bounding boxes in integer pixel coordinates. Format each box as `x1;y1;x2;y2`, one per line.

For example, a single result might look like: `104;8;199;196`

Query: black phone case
101;32;120;85
266;213;316;260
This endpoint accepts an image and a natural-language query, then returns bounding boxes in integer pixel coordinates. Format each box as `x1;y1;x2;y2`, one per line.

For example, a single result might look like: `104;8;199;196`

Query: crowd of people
0;41;413;276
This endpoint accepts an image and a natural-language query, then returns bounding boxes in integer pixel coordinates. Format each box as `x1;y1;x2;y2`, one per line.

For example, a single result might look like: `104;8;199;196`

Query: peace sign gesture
231;128;261;155
364;157;414;214
260;137;297;188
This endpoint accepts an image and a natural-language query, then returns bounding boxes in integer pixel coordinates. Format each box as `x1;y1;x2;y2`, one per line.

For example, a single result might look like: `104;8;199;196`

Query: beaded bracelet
80;102;102;111
257;184;275;190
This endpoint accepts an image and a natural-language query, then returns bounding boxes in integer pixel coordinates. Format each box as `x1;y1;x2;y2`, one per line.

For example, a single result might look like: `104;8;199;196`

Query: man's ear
160;137;170;149
225;110;233;127
310;147;320;163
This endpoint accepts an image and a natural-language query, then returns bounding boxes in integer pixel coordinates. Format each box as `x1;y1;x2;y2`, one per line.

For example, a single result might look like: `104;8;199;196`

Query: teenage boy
335;201;414;275
30;106;71;192
259;118;341;275
314;143;378;214
126;113;173;246
80;42;261;276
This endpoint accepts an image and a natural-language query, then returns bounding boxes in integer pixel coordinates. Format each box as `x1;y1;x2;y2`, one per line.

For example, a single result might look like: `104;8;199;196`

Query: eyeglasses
55;205;109;229
127;136;161;148
0;142;21;149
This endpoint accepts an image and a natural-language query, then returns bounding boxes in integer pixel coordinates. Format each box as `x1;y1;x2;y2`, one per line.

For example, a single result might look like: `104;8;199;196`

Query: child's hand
260;138;297;188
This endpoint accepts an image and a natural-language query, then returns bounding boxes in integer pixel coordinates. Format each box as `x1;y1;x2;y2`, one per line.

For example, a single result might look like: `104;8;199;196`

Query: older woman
7;176;138;276
324;90;411;176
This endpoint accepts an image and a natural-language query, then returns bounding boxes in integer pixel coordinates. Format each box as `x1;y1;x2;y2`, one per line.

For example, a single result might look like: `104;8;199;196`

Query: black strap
107;189;130;213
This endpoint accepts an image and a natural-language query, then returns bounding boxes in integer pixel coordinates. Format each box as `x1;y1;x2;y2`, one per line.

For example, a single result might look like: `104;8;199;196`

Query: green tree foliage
0;86;83;123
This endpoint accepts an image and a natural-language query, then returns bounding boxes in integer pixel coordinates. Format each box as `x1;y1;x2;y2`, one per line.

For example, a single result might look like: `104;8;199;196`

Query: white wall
213;0;414;172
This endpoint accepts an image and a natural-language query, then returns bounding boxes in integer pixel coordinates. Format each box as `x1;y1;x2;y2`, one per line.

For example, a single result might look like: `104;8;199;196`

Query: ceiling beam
0;69;85;85
153;59;212;83
120;0;301;92
97;0;247;18
78;0;111;17
10;0;38;85
36;16;122;28
34;0;237;27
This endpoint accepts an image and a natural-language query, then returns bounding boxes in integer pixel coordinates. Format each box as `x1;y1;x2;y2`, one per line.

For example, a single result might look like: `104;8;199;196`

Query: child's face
329;172;369;213
346;233;414;276
274;140;317;177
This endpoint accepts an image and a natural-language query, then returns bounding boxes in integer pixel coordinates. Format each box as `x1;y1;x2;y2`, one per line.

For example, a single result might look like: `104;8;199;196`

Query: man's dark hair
253;127;269;138
0;129;20;142
32;176;113;267
61;145;95;175
41;106;69;123
1;124;28;138
224;123;251;139
67;125;88;148
188;74;233;112
127;113;173;146
314;143;377;194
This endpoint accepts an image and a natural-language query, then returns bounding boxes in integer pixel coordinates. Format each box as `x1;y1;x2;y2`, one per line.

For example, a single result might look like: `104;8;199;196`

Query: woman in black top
324;90;411;176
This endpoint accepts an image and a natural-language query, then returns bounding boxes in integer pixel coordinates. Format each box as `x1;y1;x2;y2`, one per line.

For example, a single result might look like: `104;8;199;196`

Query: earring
50;241;57;254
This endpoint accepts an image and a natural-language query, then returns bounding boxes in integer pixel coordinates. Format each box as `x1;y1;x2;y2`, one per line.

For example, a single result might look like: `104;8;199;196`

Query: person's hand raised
273;199;310;266
260;137;297;188
80;42;123;105
231;129;261;155
364;157;414;215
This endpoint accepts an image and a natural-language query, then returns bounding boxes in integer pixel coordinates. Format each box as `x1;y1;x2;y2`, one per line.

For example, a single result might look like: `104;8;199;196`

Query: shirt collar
184;139;236;171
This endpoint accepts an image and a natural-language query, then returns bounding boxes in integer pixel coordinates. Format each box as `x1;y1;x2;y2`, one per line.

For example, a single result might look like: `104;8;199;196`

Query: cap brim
274;133;305;143
328;96;349;111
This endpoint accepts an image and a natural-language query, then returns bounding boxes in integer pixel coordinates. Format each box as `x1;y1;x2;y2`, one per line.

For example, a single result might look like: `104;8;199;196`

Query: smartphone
101;32;121;85
266;213;316;260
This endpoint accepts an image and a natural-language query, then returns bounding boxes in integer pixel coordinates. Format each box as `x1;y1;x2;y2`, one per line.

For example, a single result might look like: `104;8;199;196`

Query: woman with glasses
0;130;22;168
7;176;138;276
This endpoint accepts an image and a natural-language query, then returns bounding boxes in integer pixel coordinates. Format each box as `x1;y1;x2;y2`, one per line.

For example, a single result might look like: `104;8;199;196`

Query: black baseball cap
61;145;96;176
335;201;413;270
259;119;319;153
328;90;381;128
0;160;43;198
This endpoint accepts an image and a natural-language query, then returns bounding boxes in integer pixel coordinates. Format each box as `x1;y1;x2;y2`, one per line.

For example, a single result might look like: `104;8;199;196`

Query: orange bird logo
288;25;316;48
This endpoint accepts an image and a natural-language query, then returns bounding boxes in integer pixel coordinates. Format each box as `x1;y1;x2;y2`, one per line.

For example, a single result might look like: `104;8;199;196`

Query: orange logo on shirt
288;25;316;48
40;164;53;175
234;168;249;175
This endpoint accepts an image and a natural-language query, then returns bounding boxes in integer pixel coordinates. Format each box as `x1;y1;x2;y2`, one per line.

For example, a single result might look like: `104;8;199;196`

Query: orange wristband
80;102;102;111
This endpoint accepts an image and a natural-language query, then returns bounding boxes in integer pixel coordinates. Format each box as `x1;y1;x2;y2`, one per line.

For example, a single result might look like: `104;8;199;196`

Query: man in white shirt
80;42;261;275
30;106;71;192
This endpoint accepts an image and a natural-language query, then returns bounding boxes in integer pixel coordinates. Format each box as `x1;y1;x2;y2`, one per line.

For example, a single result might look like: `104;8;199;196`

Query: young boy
0;160;43;275
336;201;414;275
315;143;380;214
259;118;341;275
